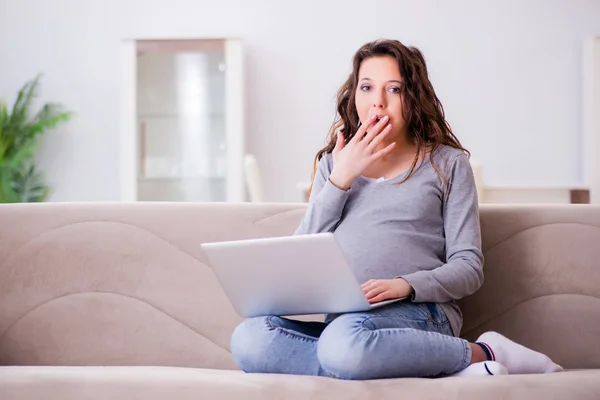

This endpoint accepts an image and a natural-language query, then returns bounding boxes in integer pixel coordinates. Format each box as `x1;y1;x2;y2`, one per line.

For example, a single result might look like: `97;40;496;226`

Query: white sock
477;331;563;374
450;361;508;377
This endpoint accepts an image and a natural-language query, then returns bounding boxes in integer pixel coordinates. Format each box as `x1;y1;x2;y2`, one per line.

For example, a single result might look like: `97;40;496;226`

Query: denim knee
230;316;275;373
316;314;375;380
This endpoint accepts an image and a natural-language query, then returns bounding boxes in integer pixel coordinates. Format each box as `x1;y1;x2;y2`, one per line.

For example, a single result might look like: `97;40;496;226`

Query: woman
230;39;562;379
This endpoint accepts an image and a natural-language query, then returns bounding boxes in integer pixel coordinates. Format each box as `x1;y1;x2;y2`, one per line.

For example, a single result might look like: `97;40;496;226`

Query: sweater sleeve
401;154;484;302
294;153;350;235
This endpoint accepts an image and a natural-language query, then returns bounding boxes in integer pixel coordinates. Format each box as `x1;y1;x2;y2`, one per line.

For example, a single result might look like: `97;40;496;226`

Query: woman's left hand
361;278;413;304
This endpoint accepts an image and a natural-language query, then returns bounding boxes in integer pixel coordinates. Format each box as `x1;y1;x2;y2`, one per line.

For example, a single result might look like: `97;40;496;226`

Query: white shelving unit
120;38;245;202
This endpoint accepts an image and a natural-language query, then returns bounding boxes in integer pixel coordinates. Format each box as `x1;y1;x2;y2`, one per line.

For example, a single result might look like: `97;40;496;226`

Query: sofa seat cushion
1;366;599;400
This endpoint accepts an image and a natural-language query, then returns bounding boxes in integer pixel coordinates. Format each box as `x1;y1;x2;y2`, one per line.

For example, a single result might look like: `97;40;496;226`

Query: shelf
137;113;224;119
138;176;226;181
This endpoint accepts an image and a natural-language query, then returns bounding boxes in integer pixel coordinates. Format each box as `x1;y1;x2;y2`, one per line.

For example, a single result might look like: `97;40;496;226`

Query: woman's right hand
328;114;396;190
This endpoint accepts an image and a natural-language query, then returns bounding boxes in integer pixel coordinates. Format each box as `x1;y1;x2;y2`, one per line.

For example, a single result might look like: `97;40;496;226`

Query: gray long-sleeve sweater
294;145;484;336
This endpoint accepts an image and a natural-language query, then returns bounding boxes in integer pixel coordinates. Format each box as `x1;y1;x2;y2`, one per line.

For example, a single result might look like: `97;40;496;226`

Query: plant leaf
0;98;7;159
0;74;69;203
6;140;37;169
30;103;72;135
10;164;49;202
0;166;20;203
7;74;41;135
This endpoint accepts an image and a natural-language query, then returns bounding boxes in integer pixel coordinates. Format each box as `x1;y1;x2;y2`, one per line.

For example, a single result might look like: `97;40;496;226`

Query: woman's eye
360;84;371;91
388;86;401;94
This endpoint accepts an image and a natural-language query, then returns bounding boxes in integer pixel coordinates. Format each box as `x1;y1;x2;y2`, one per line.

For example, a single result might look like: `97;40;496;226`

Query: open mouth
371;114;386;123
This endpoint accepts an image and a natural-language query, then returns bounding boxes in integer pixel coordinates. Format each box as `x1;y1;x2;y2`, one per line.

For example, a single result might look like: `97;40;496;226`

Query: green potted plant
0;74;72;202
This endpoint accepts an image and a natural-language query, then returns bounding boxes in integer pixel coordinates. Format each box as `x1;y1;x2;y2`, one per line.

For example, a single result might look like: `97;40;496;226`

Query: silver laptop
200;232;406;318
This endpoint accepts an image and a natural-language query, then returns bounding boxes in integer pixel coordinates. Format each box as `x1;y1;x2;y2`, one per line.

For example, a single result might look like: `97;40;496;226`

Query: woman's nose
372;92;386;108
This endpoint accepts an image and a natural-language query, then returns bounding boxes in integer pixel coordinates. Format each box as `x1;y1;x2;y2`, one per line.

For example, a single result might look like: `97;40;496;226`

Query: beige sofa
0;202;599;399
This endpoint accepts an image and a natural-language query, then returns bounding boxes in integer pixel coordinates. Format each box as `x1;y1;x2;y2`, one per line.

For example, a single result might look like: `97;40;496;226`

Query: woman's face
354;55;407;142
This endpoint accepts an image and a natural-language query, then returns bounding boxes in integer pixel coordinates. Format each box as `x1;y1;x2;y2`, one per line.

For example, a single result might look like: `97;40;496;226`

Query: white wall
1;0;598;202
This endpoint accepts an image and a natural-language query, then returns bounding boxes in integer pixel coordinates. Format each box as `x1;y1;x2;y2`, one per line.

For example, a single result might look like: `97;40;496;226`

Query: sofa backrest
458;204;600;369
0;203;598;369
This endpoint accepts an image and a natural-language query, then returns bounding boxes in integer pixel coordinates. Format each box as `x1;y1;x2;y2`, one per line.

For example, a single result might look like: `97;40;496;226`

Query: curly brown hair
310;39;468;193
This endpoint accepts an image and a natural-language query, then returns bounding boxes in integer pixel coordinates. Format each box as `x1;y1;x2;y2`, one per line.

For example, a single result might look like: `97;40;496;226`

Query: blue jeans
230;302;472;380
